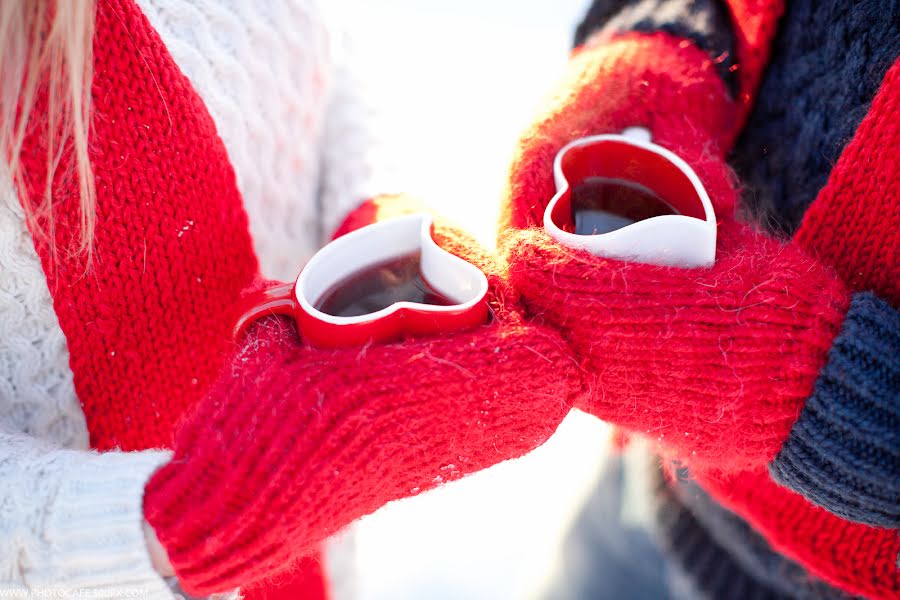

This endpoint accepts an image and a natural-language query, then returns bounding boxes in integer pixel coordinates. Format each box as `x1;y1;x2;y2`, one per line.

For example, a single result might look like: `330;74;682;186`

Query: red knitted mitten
144;197;582;596
505;220;849;473
498;32;851;473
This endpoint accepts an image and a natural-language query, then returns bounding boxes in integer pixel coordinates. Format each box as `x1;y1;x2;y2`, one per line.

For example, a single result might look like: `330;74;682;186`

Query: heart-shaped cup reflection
232;214;490;348
544;128;717;267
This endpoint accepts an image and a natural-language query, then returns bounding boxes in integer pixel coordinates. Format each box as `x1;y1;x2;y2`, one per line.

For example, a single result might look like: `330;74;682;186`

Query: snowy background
328;2;613;599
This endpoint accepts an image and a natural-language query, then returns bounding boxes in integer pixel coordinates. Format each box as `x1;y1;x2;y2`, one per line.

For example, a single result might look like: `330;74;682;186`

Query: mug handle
231;282;297;341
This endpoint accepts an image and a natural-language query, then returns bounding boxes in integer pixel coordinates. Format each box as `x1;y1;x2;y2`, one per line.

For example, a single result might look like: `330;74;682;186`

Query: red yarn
499;32;849;472
17;2;581;594
18;0;257;452
143;200;581;596
497;28;899;599
499;32;738;233
240;555;330;600
795;57;900;307
504;219;849;473
721;1;785;138
15;0;324;595
17;3;582;595
690;56;900;600
697;469;900;599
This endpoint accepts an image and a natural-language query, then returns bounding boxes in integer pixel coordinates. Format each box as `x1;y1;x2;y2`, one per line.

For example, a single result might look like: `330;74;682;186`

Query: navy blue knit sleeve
573;0;739;94
770;292;899;528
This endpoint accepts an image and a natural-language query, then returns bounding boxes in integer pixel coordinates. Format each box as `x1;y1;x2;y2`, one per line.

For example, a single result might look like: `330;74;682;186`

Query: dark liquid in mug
315;251;456;317
571;177;679;235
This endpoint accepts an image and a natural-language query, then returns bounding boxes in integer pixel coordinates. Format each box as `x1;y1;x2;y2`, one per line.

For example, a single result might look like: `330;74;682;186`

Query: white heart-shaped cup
232;214;490;347
543;127;717;267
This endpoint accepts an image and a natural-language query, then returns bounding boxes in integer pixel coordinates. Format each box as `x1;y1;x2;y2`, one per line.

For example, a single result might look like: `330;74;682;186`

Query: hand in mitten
143;195;582;596
498;32;851;474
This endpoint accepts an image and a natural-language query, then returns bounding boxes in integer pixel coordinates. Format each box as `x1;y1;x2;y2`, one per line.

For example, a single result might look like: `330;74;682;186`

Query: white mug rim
543;130;717;266
295;214;489;325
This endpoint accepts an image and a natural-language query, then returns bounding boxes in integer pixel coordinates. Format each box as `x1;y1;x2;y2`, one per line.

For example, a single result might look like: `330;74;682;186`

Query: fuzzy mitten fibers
504;217;848;473
144;199;582;596
497;18;898;600
498;32;851;473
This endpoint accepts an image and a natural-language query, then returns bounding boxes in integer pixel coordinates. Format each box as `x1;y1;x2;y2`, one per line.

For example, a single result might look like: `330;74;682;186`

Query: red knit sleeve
722;0;785;127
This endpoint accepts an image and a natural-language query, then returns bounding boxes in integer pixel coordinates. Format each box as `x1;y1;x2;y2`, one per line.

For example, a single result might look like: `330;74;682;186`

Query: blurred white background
328;2;612;599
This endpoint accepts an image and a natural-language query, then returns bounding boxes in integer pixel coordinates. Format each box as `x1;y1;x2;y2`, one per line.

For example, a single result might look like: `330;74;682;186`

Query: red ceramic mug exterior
232;214;490;348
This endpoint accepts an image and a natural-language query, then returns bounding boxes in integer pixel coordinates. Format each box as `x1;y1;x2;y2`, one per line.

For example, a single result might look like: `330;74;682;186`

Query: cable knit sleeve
0;429;176;598
316;21;400;244
769;292;900;528
0;165;179;598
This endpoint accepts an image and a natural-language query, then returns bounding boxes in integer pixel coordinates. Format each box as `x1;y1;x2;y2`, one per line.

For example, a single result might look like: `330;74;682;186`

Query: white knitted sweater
0;1;387;597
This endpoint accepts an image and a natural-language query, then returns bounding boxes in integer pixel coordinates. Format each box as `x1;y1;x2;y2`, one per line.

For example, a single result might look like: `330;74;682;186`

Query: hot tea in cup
231;214;490;347
544;128;717;268
571;178;680;235
315;250;456;318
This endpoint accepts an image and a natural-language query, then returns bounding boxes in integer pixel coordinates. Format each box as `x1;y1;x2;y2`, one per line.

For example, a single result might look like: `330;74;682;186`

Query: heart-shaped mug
544;127;717;267
232;214;491;348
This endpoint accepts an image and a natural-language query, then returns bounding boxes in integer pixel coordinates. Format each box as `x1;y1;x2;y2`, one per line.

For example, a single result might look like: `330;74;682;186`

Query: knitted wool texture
16;1;325;596
18;0;258;452
499;32;739;233
18;2;581;593
505;219;849;472
134;0;382;282
697;468;900;599
499;31;849;472
572;0;785;140
688;57;900;600
793;58;900;304
770;293;900;529
574;0;743;93
731;0;900;235
498;30;899;599
651;469;855;600
144;204;580;595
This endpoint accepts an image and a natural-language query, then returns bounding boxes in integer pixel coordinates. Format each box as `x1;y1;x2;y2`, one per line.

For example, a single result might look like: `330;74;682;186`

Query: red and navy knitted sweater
574;1;898;599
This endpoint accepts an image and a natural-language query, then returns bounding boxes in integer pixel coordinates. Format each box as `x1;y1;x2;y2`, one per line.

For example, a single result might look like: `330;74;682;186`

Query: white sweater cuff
24;449;177;599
